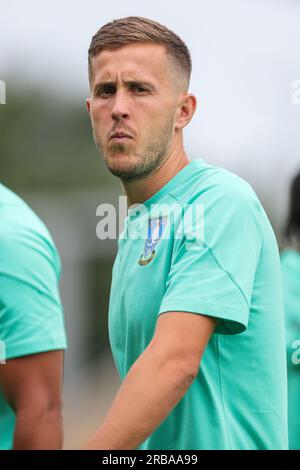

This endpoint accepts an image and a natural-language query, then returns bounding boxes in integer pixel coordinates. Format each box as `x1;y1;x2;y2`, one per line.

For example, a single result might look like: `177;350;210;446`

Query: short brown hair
88;16;192;86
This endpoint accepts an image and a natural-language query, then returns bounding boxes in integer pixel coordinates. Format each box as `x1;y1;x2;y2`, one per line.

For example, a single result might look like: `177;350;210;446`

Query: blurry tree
0;83;118;192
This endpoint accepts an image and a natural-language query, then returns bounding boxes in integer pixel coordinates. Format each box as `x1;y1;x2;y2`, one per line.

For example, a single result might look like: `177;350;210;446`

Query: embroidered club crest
138;216;167;266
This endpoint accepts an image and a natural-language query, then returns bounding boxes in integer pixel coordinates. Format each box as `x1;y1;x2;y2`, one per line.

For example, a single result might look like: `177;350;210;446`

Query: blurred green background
1;0;300;449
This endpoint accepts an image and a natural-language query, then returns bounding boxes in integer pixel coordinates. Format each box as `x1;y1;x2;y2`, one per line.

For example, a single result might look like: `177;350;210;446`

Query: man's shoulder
0;184;51;238
171;159;261;211
0;184;58;265
0;182;26;209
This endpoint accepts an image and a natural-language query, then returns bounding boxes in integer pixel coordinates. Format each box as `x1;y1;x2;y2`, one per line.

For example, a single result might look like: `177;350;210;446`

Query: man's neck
121;143;190;208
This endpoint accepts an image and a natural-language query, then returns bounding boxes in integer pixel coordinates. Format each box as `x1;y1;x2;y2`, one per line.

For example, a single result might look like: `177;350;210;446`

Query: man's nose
111;90;130;121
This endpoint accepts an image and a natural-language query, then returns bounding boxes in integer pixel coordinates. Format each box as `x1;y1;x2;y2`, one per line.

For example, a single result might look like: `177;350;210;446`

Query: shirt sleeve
158;180;264;335
0;205;67;360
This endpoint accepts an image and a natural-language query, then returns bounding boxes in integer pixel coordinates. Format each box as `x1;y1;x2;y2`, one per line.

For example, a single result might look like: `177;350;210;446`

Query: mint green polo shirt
0;184;67;450
108;158;288;450
281;248;300;449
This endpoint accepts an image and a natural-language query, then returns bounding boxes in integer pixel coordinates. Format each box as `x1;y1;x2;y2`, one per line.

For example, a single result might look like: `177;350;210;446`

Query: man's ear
175;94;197;130
86;98;91;114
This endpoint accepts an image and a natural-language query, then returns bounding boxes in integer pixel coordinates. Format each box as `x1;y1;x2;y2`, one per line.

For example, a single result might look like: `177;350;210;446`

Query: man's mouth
110;131;133;142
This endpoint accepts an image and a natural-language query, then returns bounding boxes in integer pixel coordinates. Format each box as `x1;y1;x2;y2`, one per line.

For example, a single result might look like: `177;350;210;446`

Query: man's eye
132;86;148;93
96;87;115;97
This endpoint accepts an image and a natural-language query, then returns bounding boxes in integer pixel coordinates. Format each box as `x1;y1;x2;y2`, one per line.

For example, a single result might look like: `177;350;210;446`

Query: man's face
87;43;184;180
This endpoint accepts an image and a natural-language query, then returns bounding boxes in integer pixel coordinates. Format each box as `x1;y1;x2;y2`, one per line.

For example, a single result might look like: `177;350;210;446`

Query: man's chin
105;157;142;180
107;167;142;181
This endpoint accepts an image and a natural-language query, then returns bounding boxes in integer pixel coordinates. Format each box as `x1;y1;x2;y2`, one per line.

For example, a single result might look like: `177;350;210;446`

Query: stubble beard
94;118;175;181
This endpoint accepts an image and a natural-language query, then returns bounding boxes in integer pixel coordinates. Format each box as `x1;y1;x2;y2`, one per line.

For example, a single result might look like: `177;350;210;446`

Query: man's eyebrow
124;79;155;89
93;79;156;91
93;81;116;91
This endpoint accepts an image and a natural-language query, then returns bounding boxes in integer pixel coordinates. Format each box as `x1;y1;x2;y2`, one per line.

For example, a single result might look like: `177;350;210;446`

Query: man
85;16;288;450
281;172;300;449
0;184;67;449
